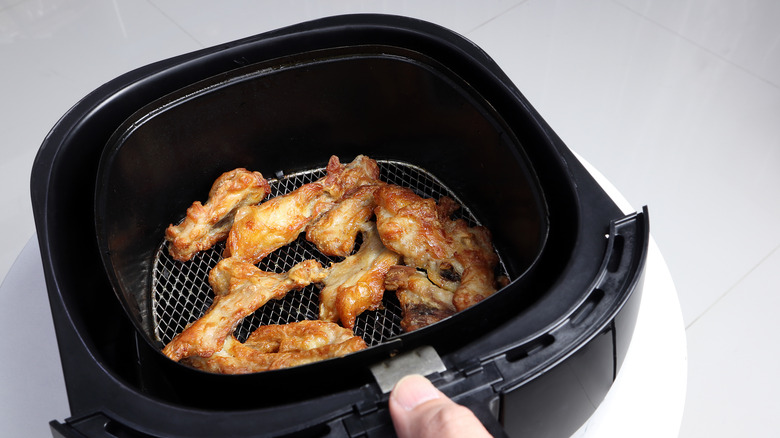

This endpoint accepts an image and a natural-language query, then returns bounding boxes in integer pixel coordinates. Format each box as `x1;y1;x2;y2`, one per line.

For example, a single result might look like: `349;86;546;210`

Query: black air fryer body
31;15;648;438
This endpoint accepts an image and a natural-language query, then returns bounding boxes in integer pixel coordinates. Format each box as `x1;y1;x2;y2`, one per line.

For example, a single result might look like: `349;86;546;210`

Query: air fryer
31;14;648;438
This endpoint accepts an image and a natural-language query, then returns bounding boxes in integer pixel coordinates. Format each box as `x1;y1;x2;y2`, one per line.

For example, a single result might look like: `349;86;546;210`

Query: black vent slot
607;234;625;273
570;288;606;327
505;334;555;363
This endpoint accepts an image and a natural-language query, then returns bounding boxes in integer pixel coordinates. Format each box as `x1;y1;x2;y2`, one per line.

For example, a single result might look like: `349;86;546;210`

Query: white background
2;1;779;437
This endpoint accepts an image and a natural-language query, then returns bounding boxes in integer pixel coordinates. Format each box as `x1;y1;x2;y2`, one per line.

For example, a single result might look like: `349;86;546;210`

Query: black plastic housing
31;14;648;438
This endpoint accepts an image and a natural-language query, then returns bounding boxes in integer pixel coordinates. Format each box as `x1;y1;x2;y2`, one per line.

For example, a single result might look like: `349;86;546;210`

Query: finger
388;374;492;438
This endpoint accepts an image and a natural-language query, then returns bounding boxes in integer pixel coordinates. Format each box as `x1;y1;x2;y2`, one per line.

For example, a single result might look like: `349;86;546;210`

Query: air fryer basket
33;14;648;438
95;44;546;360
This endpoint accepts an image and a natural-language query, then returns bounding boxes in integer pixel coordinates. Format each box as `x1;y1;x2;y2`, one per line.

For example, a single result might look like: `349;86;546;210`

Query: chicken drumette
225;155;380;264
165;168;270;262
184;320;366;374
162;258;328;362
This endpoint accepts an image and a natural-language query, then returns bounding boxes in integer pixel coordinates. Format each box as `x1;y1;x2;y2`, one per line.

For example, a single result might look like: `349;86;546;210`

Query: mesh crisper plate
151;160;506;348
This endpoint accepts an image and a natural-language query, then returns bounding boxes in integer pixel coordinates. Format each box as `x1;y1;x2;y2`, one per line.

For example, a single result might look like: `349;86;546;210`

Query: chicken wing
225;155;380;264
225;183;333;264
318;154;381;199
374;184;459;290
162;258;328;362
306;184;383;257
319;222;401;329
384;265;456;332
442;217;503;311
184;320;366;374
165;168;270;262
375;184;504;312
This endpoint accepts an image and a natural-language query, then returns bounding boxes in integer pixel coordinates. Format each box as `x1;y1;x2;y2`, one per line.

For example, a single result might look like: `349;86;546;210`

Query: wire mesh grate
151;160;499;347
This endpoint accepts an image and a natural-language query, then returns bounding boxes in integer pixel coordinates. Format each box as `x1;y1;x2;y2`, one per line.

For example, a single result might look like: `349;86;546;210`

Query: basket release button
370;345;447;393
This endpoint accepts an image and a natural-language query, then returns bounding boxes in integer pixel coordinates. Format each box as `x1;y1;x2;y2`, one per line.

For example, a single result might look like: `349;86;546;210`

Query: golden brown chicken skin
384;265;456;332
306;184;383;257
184;320;366;374
165;168;270;262
374;185;460;290
318;222;401;329
375;185;504;313
225;183;334;264
319;154;381;200
442;217;503;311
225;155;380;264
162;258;328;362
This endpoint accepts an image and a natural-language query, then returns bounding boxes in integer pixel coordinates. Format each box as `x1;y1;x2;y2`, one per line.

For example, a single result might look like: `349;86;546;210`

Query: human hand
388;374;492;438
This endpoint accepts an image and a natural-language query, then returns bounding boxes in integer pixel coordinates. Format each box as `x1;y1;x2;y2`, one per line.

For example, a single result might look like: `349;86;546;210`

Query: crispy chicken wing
162;258;328;362
374;185;459;290
165;168;270;262
384;265;456;332
375;184;503;312
306;184;382;257
319;222;401;329
225;183;333;264
225;155;380;264
184;320;366;374
442;216;503;311
240;319;360;353
318;154;380;200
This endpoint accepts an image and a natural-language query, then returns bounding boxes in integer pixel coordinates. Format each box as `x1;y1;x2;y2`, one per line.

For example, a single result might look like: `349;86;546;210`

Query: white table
0;235;70;438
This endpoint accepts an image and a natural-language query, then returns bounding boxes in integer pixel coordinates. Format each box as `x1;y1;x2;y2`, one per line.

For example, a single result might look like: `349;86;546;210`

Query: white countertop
0;236;70;438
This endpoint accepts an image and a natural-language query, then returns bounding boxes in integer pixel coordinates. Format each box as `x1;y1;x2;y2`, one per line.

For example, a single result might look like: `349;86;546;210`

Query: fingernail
391;374;442;411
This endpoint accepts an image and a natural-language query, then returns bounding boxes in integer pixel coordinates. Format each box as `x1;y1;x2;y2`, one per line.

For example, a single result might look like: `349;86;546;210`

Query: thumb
388;374;492;438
